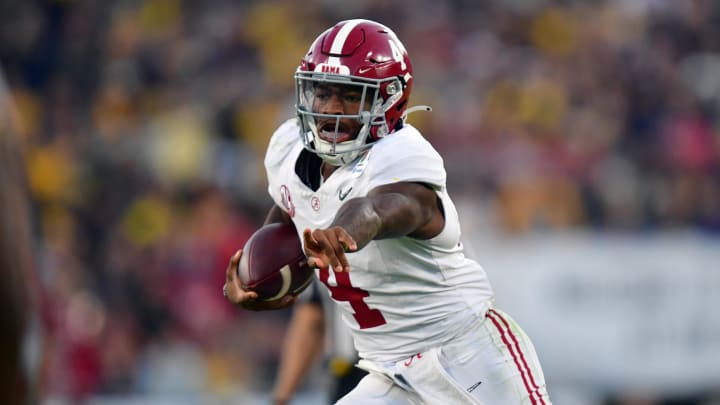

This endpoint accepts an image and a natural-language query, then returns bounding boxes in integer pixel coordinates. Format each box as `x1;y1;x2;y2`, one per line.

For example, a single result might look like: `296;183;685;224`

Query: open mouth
318;122;353;143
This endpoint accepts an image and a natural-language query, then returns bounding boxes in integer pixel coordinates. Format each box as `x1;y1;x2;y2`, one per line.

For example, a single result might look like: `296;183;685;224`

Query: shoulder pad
265;118;301;168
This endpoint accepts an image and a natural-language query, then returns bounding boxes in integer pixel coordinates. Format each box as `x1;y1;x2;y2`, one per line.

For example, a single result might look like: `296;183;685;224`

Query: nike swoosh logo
338;187;353;201
467;380;482;392
358;67;372;74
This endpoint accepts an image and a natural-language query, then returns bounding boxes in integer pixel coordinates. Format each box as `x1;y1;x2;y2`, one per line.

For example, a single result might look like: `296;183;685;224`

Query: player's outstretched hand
223;250;296;311
302;227;357;272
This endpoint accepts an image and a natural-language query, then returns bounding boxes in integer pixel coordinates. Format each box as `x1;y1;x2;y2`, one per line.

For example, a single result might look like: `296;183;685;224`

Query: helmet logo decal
280;185;295;218
315;63;350;75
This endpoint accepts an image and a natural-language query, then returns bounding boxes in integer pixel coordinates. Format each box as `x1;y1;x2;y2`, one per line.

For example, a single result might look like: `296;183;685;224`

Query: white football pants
335;308;551;405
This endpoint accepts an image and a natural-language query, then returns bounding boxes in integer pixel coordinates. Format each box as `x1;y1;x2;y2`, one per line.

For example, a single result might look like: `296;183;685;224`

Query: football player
224;19;552;404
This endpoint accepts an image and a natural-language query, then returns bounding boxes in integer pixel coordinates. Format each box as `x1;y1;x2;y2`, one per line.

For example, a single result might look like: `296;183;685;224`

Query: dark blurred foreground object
0;72;34;405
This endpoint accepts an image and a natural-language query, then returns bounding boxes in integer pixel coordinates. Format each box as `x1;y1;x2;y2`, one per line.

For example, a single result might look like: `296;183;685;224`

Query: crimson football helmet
295;19;415;165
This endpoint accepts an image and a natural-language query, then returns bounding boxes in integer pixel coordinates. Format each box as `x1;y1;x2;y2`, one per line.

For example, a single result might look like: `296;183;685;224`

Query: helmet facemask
295;71;402;166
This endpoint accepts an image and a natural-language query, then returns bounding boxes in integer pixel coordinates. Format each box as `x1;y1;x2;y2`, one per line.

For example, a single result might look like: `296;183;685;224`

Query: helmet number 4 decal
388;39;406;70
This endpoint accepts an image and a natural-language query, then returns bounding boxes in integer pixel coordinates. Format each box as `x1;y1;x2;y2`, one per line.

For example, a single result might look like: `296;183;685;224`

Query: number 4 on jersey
318;268;387;329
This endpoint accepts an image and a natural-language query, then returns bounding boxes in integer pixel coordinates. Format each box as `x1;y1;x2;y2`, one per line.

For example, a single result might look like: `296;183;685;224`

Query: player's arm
224;204;296;310
264;203;292;225
303;181;444;271
271;299;325;405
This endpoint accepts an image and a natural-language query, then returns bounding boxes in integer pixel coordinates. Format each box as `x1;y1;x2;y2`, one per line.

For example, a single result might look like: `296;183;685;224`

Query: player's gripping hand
223;250;296;311
302;228;357;272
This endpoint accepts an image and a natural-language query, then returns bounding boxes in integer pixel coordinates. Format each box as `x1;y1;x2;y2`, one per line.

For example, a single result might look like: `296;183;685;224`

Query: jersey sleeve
366;126;446;191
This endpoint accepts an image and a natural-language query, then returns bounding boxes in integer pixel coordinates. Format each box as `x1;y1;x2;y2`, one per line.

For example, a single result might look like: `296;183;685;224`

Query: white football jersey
265;119;494;363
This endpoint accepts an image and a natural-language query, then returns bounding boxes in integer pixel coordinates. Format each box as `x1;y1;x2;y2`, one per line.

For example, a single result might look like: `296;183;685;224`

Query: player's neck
320;161;339;181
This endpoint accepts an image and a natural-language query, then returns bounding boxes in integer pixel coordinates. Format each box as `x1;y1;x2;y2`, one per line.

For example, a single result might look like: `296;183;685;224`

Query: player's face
312;83;371;143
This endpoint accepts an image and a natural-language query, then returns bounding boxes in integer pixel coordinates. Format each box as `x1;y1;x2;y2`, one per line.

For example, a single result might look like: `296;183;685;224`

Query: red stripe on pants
486;309;546;405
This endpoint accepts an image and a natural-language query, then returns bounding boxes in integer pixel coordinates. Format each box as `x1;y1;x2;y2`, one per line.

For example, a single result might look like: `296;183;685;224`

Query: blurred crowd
1;0;719;402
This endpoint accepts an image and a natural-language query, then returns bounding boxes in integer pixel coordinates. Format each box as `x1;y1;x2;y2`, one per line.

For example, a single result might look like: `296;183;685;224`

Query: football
237;222;313;301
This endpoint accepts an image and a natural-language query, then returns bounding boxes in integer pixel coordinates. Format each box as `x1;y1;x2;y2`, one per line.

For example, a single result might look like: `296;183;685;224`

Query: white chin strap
317;151;358;166
315;139;364;166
